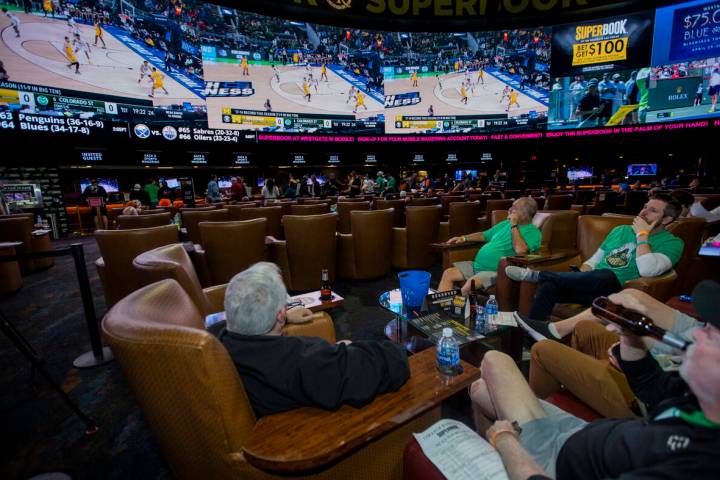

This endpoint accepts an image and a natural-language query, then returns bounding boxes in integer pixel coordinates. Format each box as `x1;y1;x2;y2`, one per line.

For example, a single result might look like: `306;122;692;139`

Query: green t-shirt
144;183;160;204
473;220;542;272
595;225;684;285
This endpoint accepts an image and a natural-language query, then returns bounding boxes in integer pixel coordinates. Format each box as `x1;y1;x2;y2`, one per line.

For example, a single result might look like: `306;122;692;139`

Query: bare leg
439;266;464;291
552;288;678;338
470;378;495;435
471;351;547;427
552;307;596;338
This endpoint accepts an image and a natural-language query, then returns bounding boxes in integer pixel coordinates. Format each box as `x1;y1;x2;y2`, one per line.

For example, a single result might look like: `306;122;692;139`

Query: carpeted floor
1;236;474;479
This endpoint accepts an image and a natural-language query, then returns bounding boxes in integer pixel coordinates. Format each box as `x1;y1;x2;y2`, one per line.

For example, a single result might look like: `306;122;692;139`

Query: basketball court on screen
203;62;383;131
0;13;202;107
384;70;547;133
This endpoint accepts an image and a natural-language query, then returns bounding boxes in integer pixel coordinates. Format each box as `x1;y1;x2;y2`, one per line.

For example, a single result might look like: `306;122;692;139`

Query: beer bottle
320;269;332;301
467;279;477;330
591;297;689;350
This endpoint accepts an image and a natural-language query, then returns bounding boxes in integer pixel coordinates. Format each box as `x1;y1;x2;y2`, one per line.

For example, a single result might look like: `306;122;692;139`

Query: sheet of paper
490;311;517;327
289;290;344;310
413;419;509;480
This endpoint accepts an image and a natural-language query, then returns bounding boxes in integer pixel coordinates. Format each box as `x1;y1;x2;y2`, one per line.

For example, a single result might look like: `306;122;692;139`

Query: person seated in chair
530;288;702;418
438;197;541;295
209;262;410;417
506;194;684;342
469;280;720;479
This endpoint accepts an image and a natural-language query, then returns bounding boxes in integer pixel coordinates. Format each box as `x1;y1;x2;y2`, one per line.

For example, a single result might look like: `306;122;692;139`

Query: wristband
462;235;467;242
636;230;650;238
637;241;650;246
491;429;517;449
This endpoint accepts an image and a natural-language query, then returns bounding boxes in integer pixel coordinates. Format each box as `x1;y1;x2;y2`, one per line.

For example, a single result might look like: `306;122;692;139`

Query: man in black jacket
470;280;720;480
209;262;410;418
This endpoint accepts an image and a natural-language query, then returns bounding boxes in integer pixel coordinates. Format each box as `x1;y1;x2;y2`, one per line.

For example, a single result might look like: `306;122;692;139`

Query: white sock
547;323;561;339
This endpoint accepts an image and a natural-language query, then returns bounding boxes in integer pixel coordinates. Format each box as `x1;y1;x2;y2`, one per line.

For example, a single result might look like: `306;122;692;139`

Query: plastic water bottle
475;306;486;333
485;295;498;324
436;327;460;376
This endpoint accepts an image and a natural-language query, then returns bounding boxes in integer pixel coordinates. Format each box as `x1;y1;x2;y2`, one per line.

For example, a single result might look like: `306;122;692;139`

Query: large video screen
201;11;385;134
383;29;551;134
0;0;718;144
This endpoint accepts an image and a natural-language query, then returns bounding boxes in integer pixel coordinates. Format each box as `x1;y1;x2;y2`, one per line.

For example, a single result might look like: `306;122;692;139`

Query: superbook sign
225;0;681;30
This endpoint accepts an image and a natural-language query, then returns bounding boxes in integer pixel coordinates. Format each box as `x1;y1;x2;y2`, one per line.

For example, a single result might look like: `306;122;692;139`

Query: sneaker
514;313;560;342
505;266;540;283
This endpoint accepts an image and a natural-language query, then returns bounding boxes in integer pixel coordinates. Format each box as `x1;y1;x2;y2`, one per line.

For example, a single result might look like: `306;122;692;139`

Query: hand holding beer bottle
591;294;690;359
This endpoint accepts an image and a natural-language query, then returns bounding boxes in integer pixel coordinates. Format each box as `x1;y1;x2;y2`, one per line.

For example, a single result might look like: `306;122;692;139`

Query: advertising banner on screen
551;12;655;76
652;0;720;65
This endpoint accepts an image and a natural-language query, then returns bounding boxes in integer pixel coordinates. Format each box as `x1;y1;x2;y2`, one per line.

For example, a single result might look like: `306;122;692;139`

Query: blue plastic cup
398;270;431;311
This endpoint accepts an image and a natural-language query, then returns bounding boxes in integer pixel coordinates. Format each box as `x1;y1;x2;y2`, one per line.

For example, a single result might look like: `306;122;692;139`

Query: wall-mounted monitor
627;164;658;176
455;170;477;181
80;178;120;193
567;166;593;181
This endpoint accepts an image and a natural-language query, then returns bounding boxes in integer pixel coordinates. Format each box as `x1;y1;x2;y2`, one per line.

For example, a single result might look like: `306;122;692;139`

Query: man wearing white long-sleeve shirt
506;193;684;341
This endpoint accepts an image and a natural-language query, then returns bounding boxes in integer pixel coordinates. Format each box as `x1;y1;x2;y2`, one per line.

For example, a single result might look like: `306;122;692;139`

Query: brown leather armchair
440;195;465;217
338;209;394;280
409;197;439;206
375;199;406;227
543;195;573;210
665;217;708;295
289;204;330;215
181;209;229;245
232;206;284;239
392;205;441;270
140;208;170;215
95;225;179;308
511;215;679;319
118;212;172;230
478;199;513;230
438;201;480;243
270;213;338;291
132;243;227;316
197;219;268;285
337;201;370;234
101;279;349;480
0;214;54;273
436;210;579;273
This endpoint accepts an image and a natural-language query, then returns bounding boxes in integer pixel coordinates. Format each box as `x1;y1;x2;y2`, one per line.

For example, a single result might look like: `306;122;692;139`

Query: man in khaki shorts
438;197;541;295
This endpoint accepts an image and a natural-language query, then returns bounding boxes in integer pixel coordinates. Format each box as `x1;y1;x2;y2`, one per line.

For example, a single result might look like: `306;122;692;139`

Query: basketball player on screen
506;88;519;112
499;85;510;103
411;70;418;87
42;0;53;18
149;67;168;97
2;8;20;38
73;33;91;64
240;56;249;76
94;19;106;49
477;67;485;86
321;62;328;82
138;60;150;83
64;36;80;74
303;80;311;102
347;86;356;104
460;84;469;105
272;65;280;83
353;91;367;113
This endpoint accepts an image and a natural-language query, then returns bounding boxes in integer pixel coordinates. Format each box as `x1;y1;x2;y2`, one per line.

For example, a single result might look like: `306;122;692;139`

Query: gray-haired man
210;262;410;417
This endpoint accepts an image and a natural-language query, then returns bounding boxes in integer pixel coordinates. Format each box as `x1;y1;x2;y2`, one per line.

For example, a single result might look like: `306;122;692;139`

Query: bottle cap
442;327;453;337
489;294;496;300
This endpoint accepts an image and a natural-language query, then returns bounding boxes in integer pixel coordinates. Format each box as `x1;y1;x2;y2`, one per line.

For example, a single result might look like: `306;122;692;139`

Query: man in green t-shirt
506;193;684;342
143;178;160;207
438;197;542;295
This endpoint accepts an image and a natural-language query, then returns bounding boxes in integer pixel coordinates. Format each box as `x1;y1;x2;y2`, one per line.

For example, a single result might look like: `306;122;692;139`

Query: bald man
439;197;542;295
